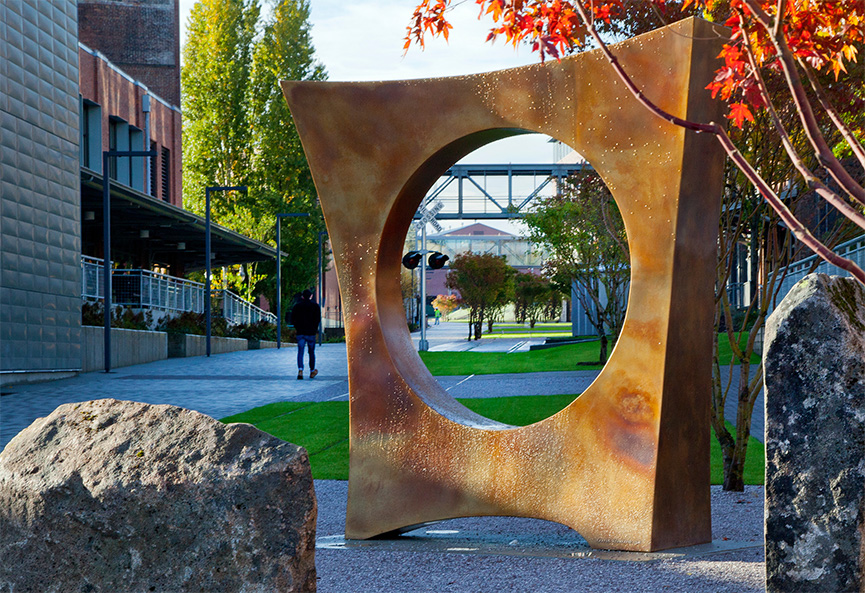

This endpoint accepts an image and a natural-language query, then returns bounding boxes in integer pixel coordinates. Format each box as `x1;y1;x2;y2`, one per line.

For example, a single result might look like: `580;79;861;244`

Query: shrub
81;301;151;330
157;311;207;336
230;320;277;341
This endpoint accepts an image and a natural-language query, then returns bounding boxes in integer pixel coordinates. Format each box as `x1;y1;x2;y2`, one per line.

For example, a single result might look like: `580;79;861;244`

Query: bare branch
572;1;716;134
715;126;865;284
799;59;865;172
738;25;865;234
740;0;865;206
772;0;786;38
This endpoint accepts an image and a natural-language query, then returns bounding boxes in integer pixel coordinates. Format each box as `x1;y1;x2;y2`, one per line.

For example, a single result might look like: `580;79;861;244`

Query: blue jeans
296;334;316;370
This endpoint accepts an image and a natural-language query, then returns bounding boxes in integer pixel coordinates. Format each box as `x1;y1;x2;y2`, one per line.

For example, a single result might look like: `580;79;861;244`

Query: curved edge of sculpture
281;17;728;552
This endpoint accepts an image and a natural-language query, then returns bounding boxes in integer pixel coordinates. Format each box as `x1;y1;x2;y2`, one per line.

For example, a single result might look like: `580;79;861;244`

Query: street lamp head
402;251;422;270
427;252;449;270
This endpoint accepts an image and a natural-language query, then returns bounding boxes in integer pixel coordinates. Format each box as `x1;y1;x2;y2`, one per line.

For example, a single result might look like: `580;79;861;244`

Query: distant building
77;0;181;107
1;0;275;385
421;222;543;296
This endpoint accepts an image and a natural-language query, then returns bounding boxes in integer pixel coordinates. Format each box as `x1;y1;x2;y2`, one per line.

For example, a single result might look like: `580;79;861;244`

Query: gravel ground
314;481;765;593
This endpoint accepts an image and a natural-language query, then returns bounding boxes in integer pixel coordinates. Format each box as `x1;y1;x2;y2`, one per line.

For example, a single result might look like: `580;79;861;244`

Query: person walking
290;289;321;380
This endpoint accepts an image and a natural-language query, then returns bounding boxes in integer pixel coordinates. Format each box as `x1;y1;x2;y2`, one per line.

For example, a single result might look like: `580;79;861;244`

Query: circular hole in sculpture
403;133;631;426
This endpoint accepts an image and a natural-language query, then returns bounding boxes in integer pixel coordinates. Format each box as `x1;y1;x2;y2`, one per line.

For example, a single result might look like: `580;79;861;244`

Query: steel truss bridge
415;163;592;220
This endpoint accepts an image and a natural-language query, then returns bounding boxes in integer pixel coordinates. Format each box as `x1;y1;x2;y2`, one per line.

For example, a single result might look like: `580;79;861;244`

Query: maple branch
715;126;865;284
739;24;865;233
799;59;865;172
570;0;865;283
740;0;865;207
772;0;786;38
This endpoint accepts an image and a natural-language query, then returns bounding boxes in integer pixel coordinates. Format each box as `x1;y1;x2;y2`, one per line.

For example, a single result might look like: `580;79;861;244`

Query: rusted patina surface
282;17;726;552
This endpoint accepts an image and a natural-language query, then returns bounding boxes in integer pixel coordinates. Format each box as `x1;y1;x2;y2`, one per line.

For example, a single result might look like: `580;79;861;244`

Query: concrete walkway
0;321;763;449
0;325;766;592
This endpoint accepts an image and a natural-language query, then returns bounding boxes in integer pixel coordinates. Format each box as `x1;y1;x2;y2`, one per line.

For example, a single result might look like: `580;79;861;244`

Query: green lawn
221;395;764;485
480;323;573;339
420;341;606;375
420;333;760;376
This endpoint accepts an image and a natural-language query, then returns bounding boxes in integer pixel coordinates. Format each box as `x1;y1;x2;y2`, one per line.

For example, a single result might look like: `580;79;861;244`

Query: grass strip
420;334;759;376
222;395;763;485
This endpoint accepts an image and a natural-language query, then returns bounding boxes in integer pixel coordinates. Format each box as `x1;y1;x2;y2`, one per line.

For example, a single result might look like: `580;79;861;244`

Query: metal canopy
80;169;277;272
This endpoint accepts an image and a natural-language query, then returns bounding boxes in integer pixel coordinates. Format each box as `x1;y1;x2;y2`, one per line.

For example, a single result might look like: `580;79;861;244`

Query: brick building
1;0;276;385
78;43;182;207
77;0;181;107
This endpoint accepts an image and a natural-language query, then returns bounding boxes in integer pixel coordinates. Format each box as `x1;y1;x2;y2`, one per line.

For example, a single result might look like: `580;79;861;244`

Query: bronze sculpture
283;17;726;552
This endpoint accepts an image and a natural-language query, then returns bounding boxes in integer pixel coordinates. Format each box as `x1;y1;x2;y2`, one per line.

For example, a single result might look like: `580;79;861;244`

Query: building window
149;141;158;197
80;100;101;171
129;126;144;191
161;146;171;202
107;117;131;184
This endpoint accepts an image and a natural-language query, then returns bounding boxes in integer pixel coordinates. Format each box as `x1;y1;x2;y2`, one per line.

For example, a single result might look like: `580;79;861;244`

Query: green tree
525;171;629;363
182;0;258;200
249;0;328;306
513;271;551;328
445;252;514;340
182;0;327;304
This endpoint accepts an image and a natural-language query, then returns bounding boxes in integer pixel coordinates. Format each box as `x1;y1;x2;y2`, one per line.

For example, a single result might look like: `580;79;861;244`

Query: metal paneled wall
1;0;82;373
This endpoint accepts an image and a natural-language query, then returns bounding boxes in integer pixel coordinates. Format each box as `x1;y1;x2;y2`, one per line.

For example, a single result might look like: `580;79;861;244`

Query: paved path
0;322;763;449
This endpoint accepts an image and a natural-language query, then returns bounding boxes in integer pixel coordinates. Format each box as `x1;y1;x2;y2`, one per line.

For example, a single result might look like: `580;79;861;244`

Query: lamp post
102;149;156;373
419;223;429;351
401;245;448;352
205;185;247;357
318;230;328;345
275;212;310;349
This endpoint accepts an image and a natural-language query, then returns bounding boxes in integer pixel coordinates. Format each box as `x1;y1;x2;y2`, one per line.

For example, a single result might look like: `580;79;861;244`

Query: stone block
0;398;316;592
764;273;865;592
82;326;168;372
168;334;248;358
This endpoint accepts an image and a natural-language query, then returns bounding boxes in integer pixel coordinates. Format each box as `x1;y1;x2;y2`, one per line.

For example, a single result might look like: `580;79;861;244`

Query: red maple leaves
406;0;864;129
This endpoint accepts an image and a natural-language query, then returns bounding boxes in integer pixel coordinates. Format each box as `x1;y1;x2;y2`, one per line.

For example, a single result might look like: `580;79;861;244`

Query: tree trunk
473;321;482;341
598;334;608;364
722;439;747;491
722;370;754;492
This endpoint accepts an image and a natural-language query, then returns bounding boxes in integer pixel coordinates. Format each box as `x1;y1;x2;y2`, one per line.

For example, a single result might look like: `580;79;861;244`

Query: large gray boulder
764;273;865;592
0;399;316;592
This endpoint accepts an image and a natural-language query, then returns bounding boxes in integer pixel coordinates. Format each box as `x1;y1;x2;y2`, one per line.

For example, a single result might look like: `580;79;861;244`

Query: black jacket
290;299;321;335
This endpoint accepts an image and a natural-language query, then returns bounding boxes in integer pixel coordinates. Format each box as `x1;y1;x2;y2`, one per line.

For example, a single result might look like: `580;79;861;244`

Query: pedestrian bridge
416;162;592;220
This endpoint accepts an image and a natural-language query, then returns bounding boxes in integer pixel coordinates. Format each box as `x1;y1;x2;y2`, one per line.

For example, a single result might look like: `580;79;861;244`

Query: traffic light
402;251;422;269
427;252;449;270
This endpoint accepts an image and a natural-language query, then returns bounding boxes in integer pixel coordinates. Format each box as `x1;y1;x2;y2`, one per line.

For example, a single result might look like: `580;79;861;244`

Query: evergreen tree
249;0;328;307
181;0;327;304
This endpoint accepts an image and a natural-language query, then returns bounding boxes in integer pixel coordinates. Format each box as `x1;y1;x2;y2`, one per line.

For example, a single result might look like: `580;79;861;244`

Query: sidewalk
1;324;763;449
0;344;350;450
412;319;547;352
0;331;765;592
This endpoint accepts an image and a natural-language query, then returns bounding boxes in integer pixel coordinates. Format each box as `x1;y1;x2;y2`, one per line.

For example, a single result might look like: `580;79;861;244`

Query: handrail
774;234;865;307
81;256;276;325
